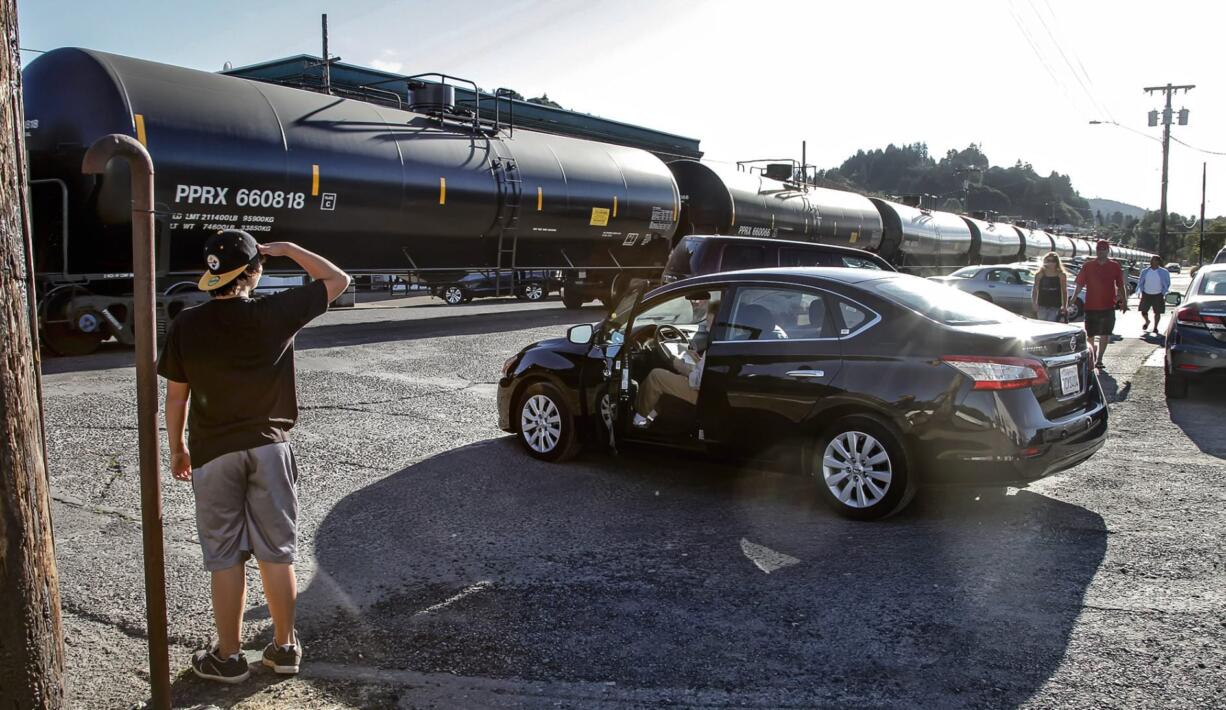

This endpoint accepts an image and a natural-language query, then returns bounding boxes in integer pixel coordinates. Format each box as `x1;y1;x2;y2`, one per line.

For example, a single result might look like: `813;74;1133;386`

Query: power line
1170;135;1226;157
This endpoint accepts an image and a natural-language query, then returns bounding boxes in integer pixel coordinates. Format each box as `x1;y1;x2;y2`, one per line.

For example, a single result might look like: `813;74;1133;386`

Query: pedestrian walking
1032;251;1069;322
1137;255;1171;336
157;230;350;683
1071;239;1128;372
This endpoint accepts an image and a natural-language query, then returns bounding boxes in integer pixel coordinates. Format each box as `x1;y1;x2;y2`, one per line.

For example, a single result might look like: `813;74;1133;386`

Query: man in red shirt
1072;239;1128;371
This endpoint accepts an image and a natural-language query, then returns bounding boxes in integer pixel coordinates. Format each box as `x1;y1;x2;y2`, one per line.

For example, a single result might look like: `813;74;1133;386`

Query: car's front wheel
1067;298;1084;321
516;382;581;461
442;286;465;305
813;414;914;520
520;283;546;301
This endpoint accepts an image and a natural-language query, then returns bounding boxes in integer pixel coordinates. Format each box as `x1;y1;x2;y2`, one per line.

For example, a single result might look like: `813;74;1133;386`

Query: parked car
1215;248;1226;264
662;235;894;285
498;267;1107;520
1166;262;1181;274
1163;263;1226;397
432;269;562;305
929;263;1085;320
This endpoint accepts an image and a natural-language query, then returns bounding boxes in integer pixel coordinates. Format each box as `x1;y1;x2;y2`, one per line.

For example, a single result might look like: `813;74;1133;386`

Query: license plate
1059;365;1080;395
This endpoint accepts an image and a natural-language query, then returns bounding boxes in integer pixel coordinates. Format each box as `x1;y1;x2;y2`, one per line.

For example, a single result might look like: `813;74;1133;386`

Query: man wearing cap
157;230;350;683
1072;239;1128;372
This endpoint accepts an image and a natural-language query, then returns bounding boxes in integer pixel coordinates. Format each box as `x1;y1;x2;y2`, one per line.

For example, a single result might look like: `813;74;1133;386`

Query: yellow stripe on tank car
613;195;618;218
439;177;446;205
312;165;320;196
134;113;147;146
537;187;543;211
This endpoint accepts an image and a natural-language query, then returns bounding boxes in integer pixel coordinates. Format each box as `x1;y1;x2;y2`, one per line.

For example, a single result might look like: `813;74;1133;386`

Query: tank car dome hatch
408;81;455;113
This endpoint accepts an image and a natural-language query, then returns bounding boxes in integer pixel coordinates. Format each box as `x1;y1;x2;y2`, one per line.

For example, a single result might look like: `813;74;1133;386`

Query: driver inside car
632;292;716;428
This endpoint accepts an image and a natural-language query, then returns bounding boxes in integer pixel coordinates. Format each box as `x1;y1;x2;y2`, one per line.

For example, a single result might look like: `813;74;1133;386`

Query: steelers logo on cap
207;254;220;271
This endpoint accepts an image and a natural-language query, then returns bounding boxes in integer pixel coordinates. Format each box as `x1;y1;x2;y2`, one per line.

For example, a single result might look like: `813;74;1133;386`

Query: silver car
929;263;1085;319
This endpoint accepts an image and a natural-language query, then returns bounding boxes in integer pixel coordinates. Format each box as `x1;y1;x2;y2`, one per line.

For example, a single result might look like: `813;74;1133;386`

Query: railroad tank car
868;198;972;272
667;160;885;251
959;216;1023;264
1011;225;1053;259
25;48;681;350
1047;232;1076;259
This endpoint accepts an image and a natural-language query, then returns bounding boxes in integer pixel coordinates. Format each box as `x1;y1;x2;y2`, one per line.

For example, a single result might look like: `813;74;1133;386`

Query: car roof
646;267;901;300
679;234;879;257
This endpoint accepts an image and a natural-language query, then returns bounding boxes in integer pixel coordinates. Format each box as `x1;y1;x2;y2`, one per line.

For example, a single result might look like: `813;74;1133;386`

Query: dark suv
662;235;894;284
432;270;563;305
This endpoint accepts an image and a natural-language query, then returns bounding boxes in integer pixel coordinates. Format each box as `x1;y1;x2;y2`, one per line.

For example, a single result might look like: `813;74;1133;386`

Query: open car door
600;279;650;451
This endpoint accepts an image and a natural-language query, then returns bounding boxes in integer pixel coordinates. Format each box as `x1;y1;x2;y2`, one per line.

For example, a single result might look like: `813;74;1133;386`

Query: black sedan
498;268;1108;519
1164;263;1226;397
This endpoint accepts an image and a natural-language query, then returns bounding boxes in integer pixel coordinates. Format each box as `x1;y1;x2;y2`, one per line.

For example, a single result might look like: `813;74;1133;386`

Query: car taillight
941;355;1050;390
1176;304;1226;332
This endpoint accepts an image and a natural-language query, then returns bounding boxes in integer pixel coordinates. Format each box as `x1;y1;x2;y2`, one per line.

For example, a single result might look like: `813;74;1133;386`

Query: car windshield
875;275;1017;326
1197;270;1226;296
949;266;979;279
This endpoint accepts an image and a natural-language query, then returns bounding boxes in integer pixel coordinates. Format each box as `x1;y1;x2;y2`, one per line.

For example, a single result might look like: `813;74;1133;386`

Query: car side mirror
1165;292;1183;307
567;323;595;345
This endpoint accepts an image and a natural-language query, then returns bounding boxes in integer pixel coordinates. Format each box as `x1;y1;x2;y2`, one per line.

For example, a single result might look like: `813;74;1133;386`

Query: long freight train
24;48;1154;355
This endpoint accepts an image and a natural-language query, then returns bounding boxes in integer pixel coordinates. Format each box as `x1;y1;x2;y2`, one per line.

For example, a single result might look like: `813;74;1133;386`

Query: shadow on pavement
1168;377;1226;459
1097;371;1131;403
277;438;1106;707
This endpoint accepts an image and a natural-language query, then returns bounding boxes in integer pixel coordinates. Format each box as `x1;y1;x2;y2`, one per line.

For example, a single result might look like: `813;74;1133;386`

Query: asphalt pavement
39;282;1226;709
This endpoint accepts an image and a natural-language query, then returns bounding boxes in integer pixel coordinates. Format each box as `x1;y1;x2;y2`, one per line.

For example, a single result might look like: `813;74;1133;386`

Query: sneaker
262;632;302;675
632;413;651;428
191;644;250;684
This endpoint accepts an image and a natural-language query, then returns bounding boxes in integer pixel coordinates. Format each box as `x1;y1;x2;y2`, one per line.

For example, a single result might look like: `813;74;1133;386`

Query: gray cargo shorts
191;442;299;571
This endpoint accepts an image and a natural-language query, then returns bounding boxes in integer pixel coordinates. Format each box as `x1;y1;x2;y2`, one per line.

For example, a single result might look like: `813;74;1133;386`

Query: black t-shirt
157;280;329;467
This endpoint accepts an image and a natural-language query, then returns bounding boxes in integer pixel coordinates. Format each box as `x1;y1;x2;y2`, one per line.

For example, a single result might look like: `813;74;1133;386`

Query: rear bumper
919;373;1109;486
1168;342;1226;375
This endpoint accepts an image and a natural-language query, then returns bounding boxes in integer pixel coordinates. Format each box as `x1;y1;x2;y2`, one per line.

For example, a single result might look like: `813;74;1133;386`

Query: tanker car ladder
492;156;523;297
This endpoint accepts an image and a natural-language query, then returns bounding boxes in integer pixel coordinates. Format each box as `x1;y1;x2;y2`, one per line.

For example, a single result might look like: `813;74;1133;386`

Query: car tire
520;283;546;302
561;286;586;310
516;382;581;462
1067;298;1084;321
442;286;465;305
1164;366;1188;399
812;414;915;521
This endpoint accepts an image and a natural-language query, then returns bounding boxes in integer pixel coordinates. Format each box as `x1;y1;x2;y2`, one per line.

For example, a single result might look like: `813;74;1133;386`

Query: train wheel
40;286;106;356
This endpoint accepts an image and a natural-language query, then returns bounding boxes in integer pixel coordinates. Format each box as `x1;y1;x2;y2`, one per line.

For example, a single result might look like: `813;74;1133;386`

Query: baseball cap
1096;239;1111;250
198;229;261;291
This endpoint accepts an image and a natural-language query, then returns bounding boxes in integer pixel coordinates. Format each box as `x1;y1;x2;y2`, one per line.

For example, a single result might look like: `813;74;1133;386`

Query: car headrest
739;304;776;340
808;299;825;333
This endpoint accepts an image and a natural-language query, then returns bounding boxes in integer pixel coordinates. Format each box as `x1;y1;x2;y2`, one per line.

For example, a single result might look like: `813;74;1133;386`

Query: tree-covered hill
818;143;1092;226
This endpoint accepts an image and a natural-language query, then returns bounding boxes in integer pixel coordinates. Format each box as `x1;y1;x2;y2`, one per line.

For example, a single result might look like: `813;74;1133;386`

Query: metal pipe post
1200;162;1207;266
322;14;331;95
81;134;170;709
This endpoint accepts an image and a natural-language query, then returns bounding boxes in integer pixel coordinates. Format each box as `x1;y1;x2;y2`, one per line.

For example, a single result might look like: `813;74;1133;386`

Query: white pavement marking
1143;347;1166;368
740;538;800;574
415;580;493;616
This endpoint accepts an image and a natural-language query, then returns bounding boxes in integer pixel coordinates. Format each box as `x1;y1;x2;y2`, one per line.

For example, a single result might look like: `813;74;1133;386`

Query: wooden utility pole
0;1;66;707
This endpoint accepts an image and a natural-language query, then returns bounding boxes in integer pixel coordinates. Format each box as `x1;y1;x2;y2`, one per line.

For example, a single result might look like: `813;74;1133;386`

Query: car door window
987;269;1008;283
721;244;768;271
719;286;831;340
836;300;875;336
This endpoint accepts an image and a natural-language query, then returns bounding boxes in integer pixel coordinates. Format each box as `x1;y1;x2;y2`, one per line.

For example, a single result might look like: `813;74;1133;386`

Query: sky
18;0;1226;217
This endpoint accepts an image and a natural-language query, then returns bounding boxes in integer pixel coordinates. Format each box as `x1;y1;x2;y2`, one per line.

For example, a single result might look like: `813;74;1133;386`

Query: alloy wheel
444;286;463;305
524;284;544;301
822;430;893;509
521;394;562;453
